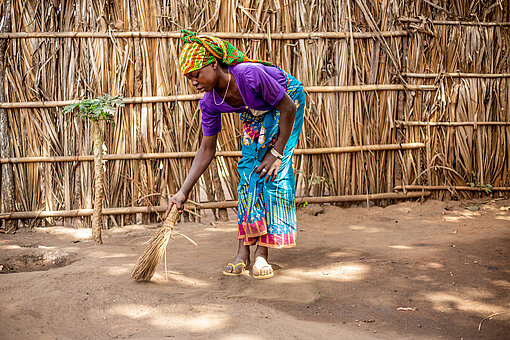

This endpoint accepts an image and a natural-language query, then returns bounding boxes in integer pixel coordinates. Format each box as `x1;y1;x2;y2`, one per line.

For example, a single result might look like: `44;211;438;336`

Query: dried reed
131;204;180;281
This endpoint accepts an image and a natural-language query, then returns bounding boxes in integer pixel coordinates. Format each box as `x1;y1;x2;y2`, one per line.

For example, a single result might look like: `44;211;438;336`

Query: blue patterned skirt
237;72;305;248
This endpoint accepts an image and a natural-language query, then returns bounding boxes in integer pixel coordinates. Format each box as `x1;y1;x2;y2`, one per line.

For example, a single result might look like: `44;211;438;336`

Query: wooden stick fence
0;192;430;220
1;1;508;227
0;143;425;164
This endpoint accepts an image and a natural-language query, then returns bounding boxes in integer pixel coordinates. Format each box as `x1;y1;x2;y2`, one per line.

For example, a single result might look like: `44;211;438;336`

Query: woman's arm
165;134;218;214
272;93;296;155
256;93;296;182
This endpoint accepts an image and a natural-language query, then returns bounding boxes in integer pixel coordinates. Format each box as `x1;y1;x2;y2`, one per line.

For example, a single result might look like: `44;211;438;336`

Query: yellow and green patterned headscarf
179;30;271;75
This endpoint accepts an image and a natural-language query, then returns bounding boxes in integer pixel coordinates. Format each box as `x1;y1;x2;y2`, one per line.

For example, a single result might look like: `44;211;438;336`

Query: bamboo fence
0;0;508;228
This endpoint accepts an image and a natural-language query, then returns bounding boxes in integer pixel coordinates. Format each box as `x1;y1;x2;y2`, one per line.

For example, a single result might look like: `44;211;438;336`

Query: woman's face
185;61;218;93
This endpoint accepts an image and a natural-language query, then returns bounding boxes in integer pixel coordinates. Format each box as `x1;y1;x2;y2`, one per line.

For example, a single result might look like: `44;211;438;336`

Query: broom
131;204;180;281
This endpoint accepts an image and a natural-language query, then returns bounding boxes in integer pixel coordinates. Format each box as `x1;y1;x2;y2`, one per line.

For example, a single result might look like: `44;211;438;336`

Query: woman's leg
223;239;251;274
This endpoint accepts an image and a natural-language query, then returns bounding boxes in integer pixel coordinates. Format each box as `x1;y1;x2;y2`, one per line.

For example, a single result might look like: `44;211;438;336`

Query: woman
166;30;305;279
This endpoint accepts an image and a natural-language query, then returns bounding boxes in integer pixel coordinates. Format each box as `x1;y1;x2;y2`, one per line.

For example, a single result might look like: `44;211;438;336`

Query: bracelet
270;147;283;159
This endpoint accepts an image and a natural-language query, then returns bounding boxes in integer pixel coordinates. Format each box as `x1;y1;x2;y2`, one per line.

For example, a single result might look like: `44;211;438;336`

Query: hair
215;58;229;70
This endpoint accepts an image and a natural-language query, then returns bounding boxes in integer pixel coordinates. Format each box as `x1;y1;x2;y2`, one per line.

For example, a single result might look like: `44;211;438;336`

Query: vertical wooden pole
395;23;408;191
92;121;104;245
0;0;15;231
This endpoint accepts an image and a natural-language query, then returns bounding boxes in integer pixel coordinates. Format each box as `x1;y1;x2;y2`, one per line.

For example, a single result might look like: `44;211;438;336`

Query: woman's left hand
256;152;282;183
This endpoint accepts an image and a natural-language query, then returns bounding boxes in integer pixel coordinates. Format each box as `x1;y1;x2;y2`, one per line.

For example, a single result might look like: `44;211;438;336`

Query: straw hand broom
131;205;180;281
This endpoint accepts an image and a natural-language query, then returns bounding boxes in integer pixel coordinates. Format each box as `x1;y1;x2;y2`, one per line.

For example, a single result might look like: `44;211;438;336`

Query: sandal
223;261;248;276
252;256;274;279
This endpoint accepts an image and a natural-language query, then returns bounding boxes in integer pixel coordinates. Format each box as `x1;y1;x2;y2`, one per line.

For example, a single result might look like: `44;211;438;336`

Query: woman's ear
211;60;218;70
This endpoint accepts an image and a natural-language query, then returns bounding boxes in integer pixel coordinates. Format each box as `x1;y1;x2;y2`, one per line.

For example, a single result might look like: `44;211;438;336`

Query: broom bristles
131;205;180;281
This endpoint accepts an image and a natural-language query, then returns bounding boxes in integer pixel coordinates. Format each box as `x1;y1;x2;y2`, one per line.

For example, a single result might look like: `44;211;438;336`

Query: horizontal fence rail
0;30;409;39
397;17;510;26
402;72;510;78
394;185;510;191
0;143;425;164
396;121;510;127
0;85;437;109
0;192;431;220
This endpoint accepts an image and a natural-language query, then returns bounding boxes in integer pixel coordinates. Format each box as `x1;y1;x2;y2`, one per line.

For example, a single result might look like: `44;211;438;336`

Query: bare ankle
254;245;268;259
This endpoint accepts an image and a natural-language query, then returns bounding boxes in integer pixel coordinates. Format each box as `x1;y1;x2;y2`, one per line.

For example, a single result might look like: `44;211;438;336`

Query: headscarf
179;29;271;75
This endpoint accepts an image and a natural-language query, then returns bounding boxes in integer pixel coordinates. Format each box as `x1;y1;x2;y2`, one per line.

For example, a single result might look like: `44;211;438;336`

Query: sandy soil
1;199;509;340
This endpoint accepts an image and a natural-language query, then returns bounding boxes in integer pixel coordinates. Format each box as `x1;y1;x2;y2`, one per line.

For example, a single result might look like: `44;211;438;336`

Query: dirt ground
1;199;509;340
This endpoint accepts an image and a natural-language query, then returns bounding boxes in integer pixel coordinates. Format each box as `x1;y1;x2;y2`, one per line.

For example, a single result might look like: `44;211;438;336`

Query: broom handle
162;204;180;229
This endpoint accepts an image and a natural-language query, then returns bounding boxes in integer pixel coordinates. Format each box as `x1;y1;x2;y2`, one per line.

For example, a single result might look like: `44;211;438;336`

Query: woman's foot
223;240;250;276
253;246;273;279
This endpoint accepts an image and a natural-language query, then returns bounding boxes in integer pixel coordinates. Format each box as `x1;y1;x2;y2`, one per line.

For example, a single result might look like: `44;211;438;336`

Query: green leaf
63;94;124;125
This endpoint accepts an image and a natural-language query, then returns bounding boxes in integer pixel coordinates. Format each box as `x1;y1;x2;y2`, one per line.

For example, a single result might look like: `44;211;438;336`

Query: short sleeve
245;66;286;107
200;100;222;136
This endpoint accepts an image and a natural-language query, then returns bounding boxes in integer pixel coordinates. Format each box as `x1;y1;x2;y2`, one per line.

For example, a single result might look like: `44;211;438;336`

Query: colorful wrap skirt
237;72;305;248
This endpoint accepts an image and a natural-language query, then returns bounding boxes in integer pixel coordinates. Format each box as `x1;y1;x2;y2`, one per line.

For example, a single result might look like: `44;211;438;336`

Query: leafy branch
63;94;124;125
469;171;493;193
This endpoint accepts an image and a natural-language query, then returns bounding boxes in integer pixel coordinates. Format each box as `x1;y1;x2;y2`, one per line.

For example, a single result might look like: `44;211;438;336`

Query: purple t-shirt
199;63;287;136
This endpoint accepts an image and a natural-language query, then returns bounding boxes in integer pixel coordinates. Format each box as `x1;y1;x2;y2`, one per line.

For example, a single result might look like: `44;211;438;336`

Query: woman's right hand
164;191;187;218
